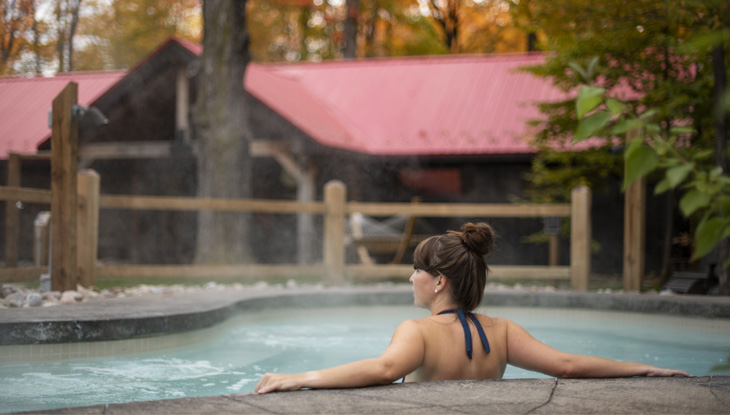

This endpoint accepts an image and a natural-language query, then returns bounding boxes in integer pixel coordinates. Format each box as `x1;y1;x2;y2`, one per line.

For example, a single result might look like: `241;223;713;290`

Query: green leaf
568;62;589;82
639;109;658;120
720;196;730;215
679;189;711;217
586;56;600;75
666;163;694;188
611;118;643;135
575;110;611;142
654;178;671;195
576;86;606;118
692;149;714;160
623;138;658;191
669;126;695;135
645;124;661;134
692;217;728;260
605;98;625;115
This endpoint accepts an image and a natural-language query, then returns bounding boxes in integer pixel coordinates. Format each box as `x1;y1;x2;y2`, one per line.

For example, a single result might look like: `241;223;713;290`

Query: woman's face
409;268;438;309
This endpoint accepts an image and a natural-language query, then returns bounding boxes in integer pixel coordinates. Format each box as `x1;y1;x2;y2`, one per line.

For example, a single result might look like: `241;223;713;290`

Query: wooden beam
323;181;346;286
4;153;20;267
0;186;52;204
50;82;79;292
9;152;52;162
570;186;591;291
78;142;174;159
77;170;100;288
347;202;571;218
96;264;325;279
250;140;289;157
347;264;571;282
0;267;47;283
175;68;190;143
623;177;646;292
99;194;325;214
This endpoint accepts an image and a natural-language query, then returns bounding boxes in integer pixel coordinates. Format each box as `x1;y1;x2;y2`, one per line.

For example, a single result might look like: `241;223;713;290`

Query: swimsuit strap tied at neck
437;309;491;359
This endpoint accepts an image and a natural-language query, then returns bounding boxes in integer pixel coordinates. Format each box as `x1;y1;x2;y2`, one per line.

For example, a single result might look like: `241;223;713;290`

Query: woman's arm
254;319;425;394
505;320;691;378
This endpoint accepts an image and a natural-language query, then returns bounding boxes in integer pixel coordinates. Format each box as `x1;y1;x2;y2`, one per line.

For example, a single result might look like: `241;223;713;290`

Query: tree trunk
193;0;254;264
66;0;81;72
343;0;359;58
712;44;729;295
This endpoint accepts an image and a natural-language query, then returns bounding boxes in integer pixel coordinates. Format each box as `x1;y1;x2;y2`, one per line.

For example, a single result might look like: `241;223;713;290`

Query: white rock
26;293;43;307
60;291;80;304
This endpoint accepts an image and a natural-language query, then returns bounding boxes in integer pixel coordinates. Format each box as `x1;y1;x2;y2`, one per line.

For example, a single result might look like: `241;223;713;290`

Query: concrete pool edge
2;285;730;345
10;376;730;415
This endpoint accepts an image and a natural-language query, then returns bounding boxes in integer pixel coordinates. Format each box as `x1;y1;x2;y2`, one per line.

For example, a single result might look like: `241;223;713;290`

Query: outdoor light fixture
48;105;109;130
72;105;109;130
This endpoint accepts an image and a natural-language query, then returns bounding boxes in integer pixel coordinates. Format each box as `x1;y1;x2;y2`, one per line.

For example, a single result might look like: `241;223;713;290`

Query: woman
255;222;690;394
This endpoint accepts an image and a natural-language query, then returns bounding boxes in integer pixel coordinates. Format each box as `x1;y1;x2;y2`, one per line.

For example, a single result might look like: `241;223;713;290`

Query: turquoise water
2;305;729;413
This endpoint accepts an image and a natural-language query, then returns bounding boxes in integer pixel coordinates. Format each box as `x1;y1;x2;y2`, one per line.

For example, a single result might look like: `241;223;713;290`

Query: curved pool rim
2;285;730;345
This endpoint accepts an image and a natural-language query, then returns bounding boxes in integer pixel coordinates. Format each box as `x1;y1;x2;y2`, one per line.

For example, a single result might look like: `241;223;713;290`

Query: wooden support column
251;140;318;265
33;212;51;267
549;234;560;266
77;169;99;288
50;82;79;292
570;186;591;291
4;153;21;267
176;68;190;143
623;177;646;292
323;180;346;286
297;163;316;264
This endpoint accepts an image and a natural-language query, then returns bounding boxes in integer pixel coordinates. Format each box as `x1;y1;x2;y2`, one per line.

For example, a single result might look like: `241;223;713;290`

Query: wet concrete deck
3;286;730;414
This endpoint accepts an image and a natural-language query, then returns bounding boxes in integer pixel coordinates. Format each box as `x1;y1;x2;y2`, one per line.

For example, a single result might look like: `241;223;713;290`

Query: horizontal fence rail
0;182;589;289
98;195;325;214
346;202;572;217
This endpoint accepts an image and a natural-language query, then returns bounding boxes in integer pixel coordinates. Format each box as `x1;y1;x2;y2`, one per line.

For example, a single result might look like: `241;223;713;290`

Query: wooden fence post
323;180;346;286
4;153;20;267
77;169;99;288
50;82;79;292
570;186;591;291
623;177;646;292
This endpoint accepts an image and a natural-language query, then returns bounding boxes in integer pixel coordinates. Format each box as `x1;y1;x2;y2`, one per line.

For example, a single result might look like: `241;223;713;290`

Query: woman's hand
255;372;311;394
643;366;692;377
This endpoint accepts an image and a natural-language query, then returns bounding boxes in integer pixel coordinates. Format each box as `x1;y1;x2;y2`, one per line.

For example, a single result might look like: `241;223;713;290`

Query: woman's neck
429;296;460;316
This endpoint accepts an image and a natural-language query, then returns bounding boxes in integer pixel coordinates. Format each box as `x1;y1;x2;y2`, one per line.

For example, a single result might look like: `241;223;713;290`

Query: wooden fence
0;176;592;290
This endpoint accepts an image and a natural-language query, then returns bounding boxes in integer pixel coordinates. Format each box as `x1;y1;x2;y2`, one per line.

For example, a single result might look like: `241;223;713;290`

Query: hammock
345;207;437;264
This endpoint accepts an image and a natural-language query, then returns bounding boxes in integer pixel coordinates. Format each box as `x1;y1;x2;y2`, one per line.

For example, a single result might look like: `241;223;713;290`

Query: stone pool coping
3;286;730;414
12;376;730;414
2;285;730;345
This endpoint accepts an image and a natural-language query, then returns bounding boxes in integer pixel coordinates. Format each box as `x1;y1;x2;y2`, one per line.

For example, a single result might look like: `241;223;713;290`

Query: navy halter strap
438;309;491;359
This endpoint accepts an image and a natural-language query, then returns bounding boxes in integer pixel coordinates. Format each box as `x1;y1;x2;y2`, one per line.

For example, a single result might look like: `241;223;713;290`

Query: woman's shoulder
472;313;516;329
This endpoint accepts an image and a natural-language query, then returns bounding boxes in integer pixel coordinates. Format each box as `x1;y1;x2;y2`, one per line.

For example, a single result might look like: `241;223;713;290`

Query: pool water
2;305;729;413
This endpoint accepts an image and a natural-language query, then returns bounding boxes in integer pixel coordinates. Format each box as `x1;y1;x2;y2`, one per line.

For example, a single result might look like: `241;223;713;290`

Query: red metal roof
245;53;571;156
0;39;574;160
0;71;124;159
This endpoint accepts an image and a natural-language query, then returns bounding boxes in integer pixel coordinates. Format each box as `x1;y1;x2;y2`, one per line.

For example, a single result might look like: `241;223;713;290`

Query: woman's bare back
406;312;509;382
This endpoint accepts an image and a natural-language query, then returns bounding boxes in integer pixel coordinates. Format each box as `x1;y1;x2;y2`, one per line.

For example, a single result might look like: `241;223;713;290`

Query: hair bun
459;222;495;256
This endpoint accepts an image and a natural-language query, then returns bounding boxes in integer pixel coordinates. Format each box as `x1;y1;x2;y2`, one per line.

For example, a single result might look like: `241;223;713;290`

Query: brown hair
413;222;495;311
